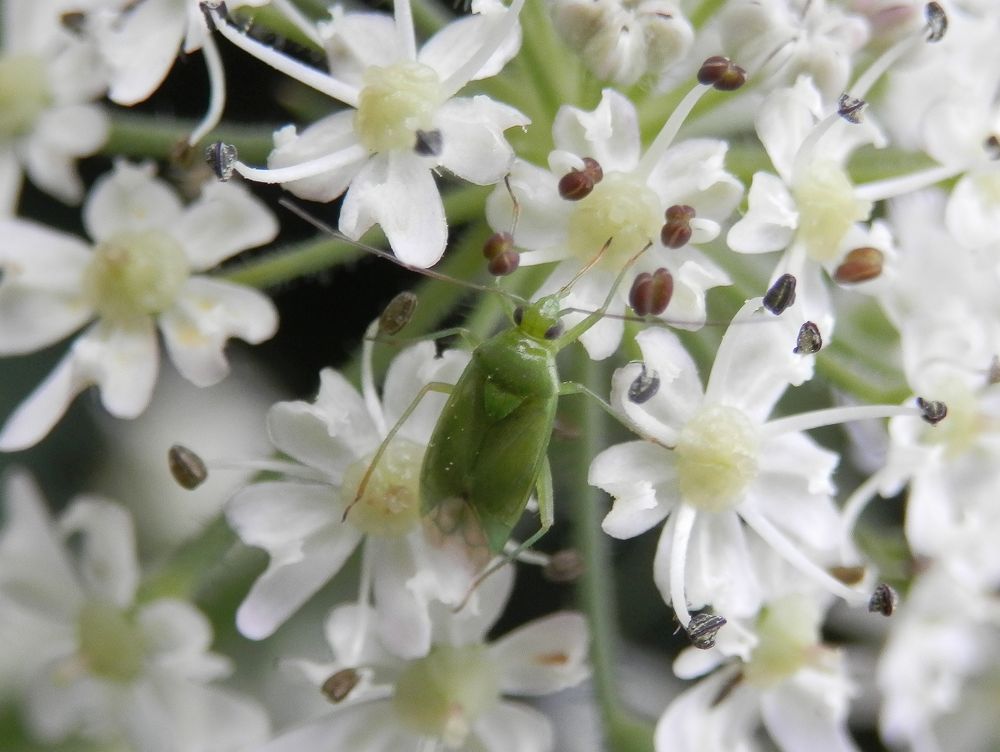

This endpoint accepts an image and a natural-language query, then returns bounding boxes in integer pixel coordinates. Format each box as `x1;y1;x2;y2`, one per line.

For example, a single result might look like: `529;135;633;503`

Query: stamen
205;141;238;180
394;0;418;63
686;612;727;650
793;321;822;354
869;582;899;616
762;273;796;315
628;364;660;404
271;0;324;47
187;31;227;146
322;668;361;702
636;79;712;179
839;469;886;560
834;247;884;283
853;163;972;203
378;291;418;336
414;129;443;156
763;403;921;438
440;0;525;99
669;504;698;628
361;319;388;437
660;205;695;248
203;2;361;107
916;396;948;425
740;507;867;605
629;268;673;316
350;542;375;666
168;444;208;489
233;144;370;184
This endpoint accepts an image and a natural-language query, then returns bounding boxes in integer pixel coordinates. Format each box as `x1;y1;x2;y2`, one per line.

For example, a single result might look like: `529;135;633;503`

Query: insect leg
558;381;667;447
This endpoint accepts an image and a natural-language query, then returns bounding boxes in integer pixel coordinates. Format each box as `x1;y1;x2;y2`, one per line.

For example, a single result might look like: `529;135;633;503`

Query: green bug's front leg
453;455;555;612
559;381;668;448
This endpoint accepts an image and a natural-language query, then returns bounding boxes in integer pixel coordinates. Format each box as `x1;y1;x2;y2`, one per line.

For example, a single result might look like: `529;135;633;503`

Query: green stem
688;0;728;29
571;356;655;752
136;516;239;603
410;0;451;37
816;346;910;405
104;109;277;163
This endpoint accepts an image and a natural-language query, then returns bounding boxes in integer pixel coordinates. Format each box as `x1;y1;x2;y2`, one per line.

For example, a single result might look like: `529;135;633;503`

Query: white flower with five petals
0;160;279;451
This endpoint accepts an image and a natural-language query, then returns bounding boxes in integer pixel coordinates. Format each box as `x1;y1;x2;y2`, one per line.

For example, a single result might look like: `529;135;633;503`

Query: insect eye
513;306;524;325
543;322;564;340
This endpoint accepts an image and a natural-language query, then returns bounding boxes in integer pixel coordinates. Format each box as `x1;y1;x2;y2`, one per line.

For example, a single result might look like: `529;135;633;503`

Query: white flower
0;0;108;211
0;160;279;451
658;593;858;752
207;0;528;267
549;0;693;86
0;470;270;751
486;87;741;359
261;565;589;751
226;338;476;655
588;299;922;634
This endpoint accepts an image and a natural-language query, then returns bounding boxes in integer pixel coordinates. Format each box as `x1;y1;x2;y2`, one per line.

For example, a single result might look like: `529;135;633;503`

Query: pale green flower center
924;379;981;458
393;644;500;748
83;230;190;322
792;160;872;263
567;172;661;266
0;54;51;142
354;62;444;153
744;595;820;688
341;438;424;537
77;601;146;682
971;170;1000;207
675;404;759;512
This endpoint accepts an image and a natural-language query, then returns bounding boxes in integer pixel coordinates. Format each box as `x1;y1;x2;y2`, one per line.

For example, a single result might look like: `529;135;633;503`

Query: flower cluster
3;0;1000;750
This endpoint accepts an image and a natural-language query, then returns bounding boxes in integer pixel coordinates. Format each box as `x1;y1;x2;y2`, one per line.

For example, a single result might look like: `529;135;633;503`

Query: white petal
155;680;271;752
382;343;469;444
26;671;107;744
590;441;675;539
0;148;20;214
645;139;743;221
255;702;400;752
137;600;228;681
756;77;823;184
98;0;187;105
419;8;521;82
946;171;1000;249
473;702;553;752
83;161;183;242
491;612;590;695
371;538;432;659
159;278;278;387
552;89;640;173
484;160;570;254
727;172;798;254
268;113;368;202
427;558;511;646
759;668;858;752
322;12;401;85
0;470;81;619
266;369;378;478
59;498;139;607
340;151;447;267
23;105;108;204
654;668;758;752
436;96;528;185
173;182;279;270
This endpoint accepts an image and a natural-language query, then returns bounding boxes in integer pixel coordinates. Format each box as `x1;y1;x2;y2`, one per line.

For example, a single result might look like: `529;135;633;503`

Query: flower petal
590;441;675;539
137;600;229;681
436;96;528;185
268;113;368;203
59;498;139;607
419;4;522;82
474;702;553;752
159;277;278;387
83;161;183;242
254;702;400;752
23;105;108;205
491;612;590;695
552;89;640;173
153;679;271;752
759;666;857;752
484;159;570;255
172;182;279;270
371;537;432;659
382;343;469;444
340;151;447;267
727;172;798;254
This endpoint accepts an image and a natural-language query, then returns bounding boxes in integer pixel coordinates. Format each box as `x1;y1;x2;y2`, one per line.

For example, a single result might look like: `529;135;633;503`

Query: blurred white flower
0;470;270;751
262;565;589;751
226;338;476;655
0;160;279;451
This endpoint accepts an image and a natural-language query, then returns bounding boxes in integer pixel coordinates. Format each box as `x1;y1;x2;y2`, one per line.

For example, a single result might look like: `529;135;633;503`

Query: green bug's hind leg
559;381;666;447
344;380;454;522
453;455;554;612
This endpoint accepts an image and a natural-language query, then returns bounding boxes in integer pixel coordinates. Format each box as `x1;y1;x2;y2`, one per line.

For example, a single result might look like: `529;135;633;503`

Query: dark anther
558;157;604;201
168;445;207;490
762;273;796;315
686;612;727;650
868;583;899;617
379;292;418;336
628;365;660;404
834;246;884;283
414;129;443;157
321;668;360;703
925;2;947;42
984;135;1000;161
661;204;696;248
60;12;86;33
629;268;674;316
205;141;238;181
513;306;524;326
487;250;520;277
838;93;867;124
543;549;586;583
794;321;822;354
916;397;947;425
544;321;564;340
697;56;747;91
483;231;515;260
829;565;867;585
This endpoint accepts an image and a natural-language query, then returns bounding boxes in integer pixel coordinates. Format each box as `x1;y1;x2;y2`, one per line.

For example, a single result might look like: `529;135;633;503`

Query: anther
837;94;867;124
794;321;822;354
868;583;898;616
414;129;443;157
487;250;520;277
483;231;514;260
686;612;727;650
924;2;947;43
834;247;884;283
321;668;361;703
168;444;208;490
629;268;673;316
762;274;796;315
543;549;586;583
205;141;238;181
916;397;947;425
984;135;1000;161
558;157;604;201
379;292;418;336
661;204;695;248
60;12;86;33
628;364;660;404
696;56;747;91
988;355;1000;385
829;565;867;585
